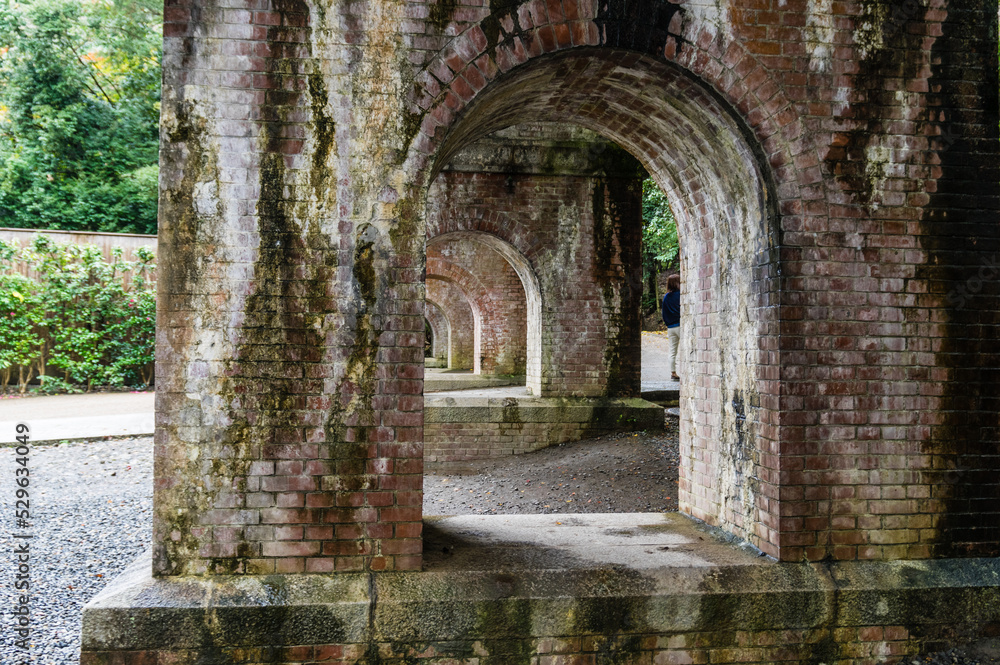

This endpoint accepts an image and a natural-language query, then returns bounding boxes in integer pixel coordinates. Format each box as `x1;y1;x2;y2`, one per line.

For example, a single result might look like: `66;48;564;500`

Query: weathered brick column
155;0;427;574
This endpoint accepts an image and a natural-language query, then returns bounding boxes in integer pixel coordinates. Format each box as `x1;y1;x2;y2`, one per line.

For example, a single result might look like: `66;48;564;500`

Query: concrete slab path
0;391;155;444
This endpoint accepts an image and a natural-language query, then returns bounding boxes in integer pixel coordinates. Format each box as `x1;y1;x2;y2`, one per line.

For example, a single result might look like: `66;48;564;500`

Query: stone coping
424;372;526;393
82;513;1000;652
424;394;663;424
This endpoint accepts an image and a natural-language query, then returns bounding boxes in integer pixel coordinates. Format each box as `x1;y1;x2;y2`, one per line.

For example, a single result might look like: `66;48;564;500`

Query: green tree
641;177;679;311
0;0;161;233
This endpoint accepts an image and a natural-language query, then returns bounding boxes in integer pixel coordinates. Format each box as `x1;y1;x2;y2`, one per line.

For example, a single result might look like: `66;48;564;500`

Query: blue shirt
662;291;680;328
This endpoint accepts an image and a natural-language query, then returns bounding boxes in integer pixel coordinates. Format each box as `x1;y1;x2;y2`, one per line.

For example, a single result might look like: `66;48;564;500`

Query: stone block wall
424;395;663;465
81;551;1000;664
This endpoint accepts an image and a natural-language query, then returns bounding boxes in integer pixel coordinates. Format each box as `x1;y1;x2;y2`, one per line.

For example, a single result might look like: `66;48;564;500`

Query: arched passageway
425;279;475;371
143;0;999;585
424;302;449;363
418;49;780;553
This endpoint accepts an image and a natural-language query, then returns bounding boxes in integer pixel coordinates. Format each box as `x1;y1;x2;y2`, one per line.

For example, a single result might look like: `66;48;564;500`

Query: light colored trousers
667;326;680;376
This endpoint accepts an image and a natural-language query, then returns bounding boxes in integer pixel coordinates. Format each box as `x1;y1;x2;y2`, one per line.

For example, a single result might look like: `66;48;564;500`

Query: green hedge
0;234;155;392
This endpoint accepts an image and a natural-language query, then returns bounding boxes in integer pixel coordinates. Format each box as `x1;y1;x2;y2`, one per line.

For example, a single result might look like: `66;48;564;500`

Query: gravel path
0;428;996;665
0;436;153;665
424;426;681;515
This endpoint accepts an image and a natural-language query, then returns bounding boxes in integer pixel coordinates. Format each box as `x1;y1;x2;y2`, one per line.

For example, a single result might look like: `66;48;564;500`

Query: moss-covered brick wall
154;0;1000;573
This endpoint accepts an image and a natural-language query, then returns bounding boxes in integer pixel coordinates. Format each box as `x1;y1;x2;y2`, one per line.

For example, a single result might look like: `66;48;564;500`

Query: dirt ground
423;416;680;516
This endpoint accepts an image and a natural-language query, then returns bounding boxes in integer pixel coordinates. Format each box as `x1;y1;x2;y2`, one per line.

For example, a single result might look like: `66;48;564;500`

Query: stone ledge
424;395;662;425
82;514;1000;662
424;396;665;466
424;374;525;393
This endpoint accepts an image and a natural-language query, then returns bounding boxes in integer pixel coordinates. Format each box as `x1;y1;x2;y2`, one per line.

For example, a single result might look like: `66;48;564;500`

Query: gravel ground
0;426;996;664
0;436;153;665
424;425;681;515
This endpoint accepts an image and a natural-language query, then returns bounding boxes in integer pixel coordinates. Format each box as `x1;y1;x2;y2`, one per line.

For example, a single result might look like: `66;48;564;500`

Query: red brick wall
154;0;1000;574
409;0;999;561
155;0;426;574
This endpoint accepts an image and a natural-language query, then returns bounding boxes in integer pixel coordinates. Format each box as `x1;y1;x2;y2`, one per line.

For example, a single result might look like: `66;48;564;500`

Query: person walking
661;273;681;381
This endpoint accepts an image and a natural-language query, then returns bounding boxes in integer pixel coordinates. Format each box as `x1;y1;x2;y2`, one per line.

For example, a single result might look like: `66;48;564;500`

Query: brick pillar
154;0;424;575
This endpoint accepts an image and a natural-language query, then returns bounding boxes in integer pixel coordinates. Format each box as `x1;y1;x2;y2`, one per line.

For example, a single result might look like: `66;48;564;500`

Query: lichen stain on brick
823;0;928;210
320;222;384;506
158;103;217;305
916;0;1000;557
428;0;459;33
591;175;642;398
307;69;337;206
154;98;225;575
722;388;760;532
804;0;836;73
160;0;347;574
348;0;417;173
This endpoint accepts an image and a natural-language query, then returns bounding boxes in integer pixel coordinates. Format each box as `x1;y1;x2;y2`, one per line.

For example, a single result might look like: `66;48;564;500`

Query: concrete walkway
0;392;155;444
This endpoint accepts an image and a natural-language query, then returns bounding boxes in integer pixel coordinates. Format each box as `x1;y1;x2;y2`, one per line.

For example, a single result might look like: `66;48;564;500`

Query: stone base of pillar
82;513;1000;664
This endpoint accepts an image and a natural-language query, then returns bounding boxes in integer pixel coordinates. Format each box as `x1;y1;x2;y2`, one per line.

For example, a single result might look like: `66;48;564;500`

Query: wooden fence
0;227;157;280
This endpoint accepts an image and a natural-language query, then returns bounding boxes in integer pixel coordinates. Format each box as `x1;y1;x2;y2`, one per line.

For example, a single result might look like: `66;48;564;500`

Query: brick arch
425;279;475;371
426;254;526;377
408;6;806;210
427;206;545;271
430;231;541;394
424;300;449;363
406;22;810;555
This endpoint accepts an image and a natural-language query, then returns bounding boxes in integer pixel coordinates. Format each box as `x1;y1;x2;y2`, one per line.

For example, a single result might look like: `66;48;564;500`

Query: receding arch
426;278;475;371
427;248;528;378
429;231;541;393
424;301;450;363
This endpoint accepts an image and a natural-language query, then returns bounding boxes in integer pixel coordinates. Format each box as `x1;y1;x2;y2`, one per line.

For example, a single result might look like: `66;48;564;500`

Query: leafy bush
0;235;155;392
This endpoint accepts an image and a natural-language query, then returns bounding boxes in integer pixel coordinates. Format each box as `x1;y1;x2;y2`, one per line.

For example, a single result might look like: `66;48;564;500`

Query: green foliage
641;177;679;311
0;235;155;392
0;0;161;233
642;178;679;269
